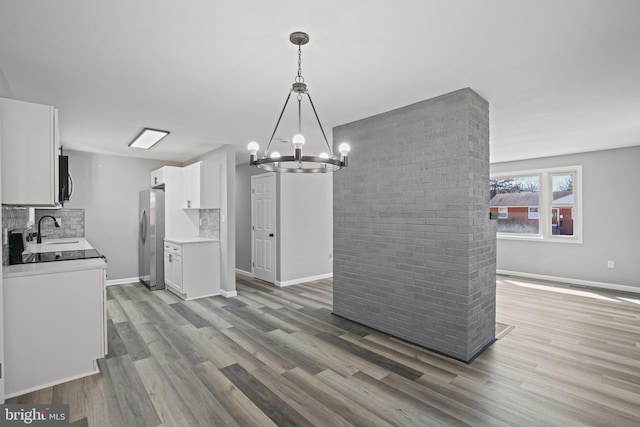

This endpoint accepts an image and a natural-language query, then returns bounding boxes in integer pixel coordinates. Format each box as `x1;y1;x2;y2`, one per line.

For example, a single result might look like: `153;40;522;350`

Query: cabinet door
164;251;172;287
190;164;201;207
151;168;164;188
173;255;183;292
1;98;59;206
200;161;220;209
182;161;220;209
182;162;201;208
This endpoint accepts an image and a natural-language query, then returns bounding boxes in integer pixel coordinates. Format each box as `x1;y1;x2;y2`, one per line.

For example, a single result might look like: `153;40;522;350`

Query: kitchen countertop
3;258;106;279
3;237;106;279
165;236;219;244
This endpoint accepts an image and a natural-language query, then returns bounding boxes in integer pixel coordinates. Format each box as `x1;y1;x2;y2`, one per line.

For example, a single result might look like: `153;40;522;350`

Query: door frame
251;172;276;282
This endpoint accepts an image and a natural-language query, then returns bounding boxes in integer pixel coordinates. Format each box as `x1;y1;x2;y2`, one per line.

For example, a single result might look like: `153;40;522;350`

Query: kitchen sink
44;240;80;245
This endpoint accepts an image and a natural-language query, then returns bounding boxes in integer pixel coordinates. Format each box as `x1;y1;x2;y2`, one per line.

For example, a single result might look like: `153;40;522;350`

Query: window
551;173;575;236
489;175;540;234
490;166;582;243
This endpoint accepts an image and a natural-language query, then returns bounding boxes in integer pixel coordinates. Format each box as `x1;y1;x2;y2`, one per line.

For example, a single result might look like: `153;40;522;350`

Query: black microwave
59;148;72;205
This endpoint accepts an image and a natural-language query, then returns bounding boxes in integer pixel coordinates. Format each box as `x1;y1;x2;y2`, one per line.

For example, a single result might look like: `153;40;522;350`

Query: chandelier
248;32;350;173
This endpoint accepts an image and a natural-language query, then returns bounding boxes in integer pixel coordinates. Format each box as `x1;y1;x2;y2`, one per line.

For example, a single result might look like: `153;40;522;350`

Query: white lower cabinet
3;261;106;398
164;243;183;293
164;239;219;300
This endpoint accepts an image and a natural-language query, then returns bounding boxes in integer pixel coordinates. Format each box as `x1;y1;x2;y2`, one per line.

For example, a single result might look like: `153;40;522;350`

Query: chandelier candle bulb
339;143;350;167
247;141;259;155
247;31;351;173
292;134;305;148
248;141;260;165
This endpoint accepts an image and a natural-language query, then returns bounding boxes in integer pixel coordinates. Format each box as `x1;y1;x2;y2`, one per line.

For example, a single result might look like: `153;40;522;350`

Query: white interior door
252;173;276;283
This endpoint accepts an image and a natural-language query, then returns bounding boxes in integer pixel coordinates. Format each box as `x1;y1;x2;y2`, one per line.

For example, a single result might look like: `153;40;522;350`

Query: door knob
269;233;274;237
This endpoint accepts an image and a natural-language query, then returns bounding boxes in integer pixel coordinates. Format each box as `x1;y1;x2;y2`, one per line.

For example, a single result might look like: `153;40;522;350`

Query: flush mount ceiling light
128;128;170;149
248;32;350;173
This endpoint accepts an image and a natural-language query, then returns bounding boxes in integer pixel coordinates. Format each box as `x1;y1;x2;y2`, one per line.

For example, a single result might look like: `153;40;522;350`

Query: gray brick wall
35;208;85;240
333;88;495;362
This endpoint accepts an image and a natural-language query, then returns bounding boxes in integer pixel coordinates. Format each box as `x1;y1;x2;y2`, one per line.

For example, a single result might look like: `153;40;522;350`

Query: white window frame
498;207;508;219
491;165;582;244
528;207;539;219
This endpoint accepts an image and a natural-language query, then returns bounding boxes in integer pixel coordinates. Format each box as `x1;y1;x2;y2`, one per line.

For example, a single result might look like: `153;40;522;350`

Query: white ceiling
0;0;639;164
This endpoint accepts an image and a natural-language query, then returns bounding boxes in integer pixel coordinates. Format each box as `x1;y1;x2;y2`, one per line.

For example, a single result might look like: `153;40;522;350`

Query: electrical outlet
607;260;615;269
199;218;203;226
55;217;62;226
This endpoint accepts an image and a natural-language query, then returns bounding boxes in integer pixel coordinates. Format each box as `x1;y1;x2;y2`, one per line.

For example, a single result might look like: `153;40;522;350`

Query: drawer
164;242;182;255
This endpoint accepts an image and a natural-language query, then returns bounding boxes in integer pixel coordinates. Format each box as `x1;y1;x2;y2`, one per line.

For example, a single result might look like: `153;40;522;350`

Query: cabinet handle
169;254;172;262
155;176;158;184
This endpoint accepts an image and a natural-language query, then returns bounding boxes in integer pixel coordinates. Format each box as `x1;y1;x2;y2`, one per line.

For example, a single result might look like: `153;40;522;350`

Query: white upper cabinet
0;97;60;206
150;167;166;188
182;161;220;209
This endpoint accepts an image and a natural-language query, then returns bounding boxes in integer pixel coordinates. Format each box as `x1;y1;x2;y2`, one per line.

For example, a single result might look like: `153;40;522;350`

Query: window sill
497;233;583;244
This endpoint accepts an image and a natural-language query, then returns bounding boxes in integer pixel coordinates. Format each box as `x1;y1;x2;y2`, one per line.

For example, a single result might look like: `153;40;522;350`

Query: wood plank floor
8;274;640;426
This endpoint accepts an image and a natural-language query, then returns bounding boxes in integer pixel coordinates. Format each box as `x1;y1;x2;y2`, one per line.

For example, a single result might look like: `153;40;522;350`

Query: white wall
187;145;236;295
278;173;333;284
66;150;180;281
491;146;640;289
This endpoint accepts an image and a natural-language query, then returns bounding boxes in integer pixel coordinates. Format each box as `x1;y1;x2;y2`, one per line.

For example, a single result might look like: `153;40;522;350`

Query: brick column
333;88;495;362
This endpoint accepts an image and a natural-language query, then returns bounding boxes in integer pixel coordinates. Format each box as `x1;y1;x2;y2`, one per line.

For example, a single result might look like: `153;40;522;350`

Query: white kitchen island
2;238;107;398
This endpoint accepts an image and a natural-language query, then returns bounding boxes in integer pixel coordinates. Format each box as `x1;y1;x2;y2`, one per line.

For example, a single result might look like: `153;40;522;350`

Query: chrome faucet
37;215;60;244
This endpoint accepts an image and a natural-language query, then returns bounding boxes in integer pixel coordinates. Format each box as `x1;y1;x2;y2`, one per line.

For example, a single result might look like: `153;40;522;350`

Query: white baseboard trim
497;269;640;294
4;368;100;399
235;268;253;277
220;289;238;298
106;277;139;286
275;273;333;288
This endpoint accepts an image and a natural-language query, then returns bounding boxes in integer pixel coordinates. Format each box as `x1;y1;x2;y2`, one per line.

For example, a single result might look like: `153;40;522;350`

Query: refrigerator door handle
68;172;74;198
140;209;147;244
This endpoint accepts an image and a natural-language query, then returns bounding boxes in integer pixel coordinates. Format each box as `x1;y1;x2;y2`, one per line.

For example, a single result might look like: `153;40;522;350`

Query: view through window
489;175;540;234
490;166;581;242
551;173;575;236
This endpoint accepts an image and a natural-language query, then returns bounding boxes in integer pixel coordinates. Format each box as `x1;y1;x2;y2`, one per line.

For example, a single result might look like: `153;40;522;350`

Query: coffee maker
8;228;31;265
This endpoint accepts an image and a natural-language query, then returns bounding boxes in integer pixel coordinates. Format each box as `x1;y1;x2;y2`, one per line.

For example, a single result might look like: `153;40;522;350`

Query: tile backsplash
2;207;86;267
199;209;220;240
2;206;30;266
35;208;85;240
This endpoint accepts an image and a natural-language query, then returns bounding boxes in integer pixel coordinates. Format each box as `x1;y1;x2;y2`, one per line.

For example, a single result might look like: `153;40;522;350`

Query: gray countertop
3;258;106;279
3;237;106;279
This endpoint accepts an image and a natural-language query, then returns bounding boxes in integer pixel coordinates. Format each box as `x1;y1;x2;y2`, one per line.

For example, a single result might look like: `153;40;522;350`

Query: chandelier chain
295;45;304;83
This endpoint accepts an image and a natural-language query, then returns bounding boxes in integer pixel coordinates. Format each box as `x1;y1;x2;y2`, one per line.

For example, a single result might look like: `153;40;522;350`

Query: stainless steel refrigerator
139;189;165;290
